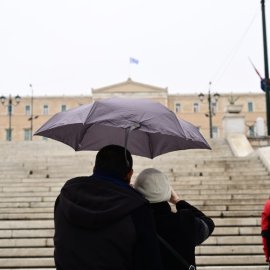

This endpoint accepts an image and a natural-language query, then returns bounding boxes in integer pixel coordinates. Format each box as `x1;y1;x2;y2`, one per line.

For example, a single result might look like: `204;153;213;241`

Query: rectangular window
248;126;255;137
24;129;32;141
211;102;217;115
25;105;31;116
193;103;199;113
61;105;67;112
248;102;253;112
5;129;12;141
6;106;12;115
212;126;218;138
43;105;49;115
175;103;181;113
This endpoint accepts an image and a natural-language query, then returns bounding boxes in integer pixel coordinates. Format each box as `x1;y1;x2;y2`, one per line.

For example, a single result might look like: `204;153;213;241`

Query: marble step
197;267;268;270
196;255;265;265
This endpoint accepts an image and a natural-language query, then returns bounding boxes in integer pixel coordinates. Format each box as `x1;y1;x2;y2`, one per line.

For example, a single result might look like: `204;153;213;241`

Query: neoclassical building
0;78;266;141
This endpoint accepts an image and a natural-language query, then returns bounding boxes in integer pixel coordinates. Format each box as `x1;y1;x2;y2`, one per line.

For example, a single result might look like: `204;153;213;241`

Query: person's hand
169;188;180;205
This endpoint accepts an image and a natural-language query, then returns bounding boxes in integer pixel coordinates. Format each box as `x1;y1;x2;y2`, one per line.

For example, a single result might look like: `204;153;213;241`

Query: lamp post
260;0;270;135
28;84;38;140
198;82;220;139
0;94;21;141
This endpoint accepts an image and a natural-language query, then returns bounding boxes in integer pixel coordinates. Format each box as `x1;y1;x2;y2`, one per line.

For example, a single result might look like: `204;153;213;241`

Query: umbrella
34;97;210;158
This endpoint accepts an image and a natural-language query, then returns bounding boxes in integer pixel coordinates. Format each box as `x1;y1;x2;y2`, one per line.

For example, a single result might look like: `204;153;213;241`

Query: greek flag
129;57;139;64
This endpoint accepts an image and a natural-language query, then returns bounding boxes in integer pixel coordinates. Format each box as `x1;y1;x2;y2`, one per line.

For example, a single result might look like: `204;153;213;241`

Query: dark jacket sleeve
131;203;163;270
176;200;215;245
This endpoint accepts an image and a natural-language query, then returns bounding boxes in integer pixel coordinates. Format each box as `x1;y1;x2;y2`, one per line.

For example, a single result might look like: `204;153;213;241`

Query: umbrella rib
146;132;154;159
84;102;97;124
76;124;91;151
170;111;190;139
75;103;97;151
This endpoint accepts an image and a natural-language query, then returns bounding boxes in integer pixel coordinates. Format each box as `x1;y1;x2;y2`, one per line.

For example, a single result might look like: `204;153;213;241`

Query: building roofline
92;78;168;93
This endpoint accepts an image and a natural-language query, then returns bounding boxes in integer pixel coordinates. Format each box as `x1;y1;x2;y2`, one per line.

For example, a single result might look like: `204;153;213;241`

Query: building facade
0;78;266;141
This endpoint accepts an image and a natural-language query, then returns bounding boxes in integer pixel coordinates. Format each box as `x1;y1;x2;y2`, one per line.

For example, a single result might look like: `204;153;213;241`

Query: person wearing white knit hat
134;168;173;203
134;168;215;270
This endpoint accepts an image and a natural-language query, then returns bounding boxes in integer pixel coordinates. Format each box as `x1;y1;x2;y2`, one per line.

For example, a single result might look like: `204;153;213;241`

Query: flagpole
29;84;34;140
261;0;270;135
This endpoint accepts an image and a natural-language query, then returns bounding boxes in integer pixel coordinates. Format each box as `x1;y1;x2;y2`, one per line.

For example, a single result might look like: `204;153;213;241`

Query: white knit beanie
134;168;172;203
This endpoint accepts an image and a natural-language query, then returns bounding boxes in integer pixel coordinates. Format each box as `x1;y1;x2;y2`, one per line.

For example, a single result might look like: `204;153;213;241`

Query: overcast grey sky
0;0;269;97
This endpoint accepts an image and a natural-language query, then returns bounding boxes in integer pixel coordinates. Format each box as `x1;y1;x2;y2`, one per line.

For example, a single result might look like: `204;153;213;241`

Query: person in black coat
54;145;163;270
134;168;215;270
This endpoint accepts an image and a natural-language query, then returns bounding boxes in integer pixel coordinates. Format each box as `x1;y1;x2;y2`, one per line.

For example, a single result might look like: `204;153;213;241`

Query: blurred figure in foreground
134;168;215;270
261;198;270;267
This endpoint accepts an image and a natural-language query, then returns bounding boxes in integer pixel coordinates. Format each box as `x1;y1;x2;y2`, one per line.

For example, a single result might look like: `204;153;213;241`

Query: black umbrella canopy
35;97;211;158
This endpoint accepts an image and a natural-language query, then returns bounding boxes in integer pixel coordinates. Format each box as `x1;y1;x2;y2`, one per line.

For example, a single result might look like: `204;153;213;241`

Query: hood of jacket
57;175;147;230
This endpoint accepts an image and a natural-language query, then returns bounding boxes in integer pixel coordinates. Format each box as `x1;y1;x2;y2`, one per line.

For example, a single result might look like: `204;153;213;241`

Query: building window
248;126;255;137
212;126;218;138
43;105;49;115
248;102;253;112
61;105;67;112
5;129;12;141
24;129;32;141
6;106;12;115
25;105;31;116
193;103;199;113
212;102;217;115
175;103;181;113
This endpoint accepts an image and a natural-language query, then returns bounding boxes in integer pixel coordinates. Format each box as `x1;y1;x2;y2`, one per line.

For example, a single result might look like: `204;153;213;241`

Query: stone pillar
223;104;254;156
255;117;265;136
222;104;245;137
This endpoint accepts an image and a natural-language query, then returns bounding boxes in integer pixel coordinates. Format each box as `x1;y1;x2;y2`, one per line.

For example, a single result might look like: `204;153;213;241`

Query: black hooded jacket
54;174;163;270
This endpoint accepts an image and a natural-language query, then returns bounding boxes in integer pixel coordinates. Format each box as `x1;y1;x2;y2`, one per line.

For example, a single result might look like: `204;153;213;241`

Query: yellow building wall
169;92;266;139
0;89;267;141
0;96;92;141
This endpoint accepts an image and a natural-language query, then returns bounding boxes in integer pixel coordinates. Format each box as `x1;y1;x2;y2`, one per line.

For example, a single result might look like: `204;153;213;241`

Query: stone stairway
0;140;269;270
